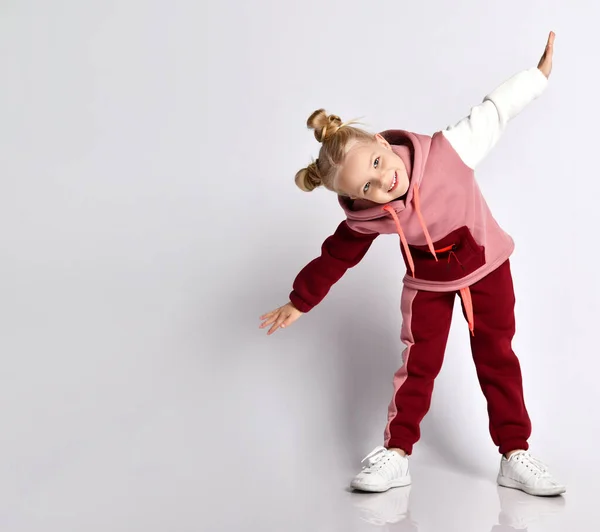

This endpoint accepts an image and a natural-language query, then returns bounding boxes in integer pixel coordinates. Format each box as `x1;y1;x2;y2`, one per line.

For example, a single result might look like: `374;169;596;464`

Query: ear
374;133;392;150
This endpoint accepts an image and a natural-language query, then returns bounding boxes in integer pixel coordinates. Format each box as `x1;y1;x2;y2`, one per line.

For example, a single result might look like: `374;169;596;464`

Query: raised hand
538;31;555;79
259;302;304;335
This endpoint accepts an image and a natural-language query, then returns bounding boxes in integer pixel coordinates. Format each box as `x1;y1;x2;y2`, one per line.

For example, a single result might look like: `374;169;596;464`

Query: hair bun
295;161;322;192
307;109;343;143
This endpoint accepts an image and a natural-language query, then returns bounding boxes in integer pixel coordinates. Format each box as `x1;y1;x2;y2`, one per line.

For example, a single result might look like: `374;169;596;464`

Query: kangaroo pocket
401;226;486;282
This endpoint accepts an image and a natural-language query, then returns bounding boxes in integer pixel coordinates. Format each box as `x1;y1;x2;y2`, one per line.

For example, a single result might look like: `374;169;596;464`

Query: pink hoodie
339;129;513;292
289;67;548;318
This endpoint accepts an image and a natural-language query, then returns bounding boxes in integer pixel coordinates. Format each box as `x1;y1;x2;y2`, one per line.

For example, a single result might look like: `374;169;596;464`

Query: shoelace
515;452;550;477
360;446;392;472
527;454;549;474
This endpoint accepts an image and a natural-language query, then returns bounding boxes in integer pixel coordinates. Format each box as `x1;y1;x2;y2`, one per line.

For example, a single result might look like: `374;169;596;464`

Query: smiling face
334;134;410;204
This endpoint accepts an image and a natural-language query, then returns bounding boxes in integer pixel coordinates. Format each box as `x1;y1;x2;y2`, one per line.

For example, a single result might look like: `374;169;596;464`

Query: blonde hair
295;109;375;193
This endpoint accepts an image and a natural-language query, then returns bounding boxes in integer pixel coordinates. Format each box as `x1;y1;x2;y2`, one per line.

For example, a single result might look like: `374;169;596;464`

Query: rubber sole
350;476;412;493
497;475;566;497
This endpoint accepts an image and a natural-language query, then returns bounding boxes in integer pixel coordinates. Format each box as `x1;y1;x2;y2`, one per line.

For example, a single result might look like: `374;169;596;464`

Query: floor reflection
492;485;566;531
351;486;417;530
349;483;565;531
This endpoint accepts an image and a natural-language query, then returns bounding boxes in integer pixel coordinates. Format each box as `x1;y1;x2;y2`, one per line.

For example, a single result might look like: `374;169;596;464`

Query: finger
260;317;279;330
267;322;281;335
544;32;555;57
260;309;279;320
280;313;296;328
267;315;288;335
260;314;280;329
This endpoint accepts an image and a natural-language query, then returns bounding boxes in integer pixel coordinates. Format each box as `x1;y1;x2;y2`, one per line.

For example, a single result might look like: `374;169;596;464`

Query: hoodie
290;67;548;314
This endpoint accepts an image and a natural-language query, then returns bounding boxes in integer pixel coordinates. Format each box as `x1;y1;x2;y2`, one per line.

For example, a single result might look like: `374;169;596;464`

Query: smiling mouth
388;171;398;193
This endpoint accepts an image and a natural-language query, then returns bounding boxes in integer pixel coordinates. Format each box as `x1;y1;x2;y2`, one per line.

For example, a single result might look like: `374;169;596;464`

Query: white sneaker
350;446;411;493
497;451;566;497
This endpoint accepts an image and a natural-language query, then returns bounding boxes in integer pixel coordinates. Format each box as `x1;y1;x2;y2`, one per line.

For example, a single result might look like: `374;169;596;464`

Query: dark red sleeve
289;221;378;313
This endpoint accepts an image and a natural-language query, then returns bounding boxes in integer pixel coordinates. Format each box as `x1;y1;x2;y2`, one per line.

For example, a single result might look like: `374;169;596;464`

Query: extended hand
259;302;304;335
538;31;555;79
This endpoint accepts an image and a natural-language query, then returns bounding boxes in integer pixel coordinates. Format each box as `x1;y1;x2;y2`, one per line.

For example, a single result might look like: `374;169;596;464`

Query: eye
373;157;380;169
363;182;371;194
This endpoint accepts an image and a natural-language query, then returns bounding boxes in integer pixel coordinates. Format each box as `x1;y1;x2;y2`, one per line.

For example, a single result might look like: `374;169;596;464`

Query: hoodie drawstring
383;205;415;278
459;287;475;336
412;185;438;261
383;183;475;335
383;183;437;278
383;184;438;278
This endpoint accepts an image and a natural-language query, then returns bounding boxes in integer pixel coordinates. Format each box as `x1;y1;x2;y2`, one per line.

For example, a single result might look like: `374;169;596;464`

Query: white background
0;1;598;530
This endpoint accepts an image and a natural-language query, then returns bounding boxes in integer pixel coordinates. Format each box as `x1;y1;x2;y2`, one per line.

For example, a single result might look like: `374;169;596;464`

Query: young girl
260;31;565;498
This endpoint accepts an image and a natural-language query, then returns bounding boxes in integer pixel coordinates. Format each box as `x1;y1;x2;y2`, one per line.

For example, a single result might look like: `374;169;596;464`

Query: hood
338;130;432;221
336;129;438;283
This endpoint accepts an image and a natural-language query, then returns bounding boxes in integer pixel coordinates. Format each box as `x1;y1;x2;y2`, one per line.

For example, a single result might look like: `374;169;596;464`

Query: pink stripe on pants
384;260;531;455
384;287;418;446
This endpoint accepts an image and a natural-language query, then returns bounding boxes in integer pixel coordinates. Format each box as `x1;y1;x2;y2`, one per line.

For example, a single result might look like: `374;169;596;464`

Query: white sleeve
441;67;549;169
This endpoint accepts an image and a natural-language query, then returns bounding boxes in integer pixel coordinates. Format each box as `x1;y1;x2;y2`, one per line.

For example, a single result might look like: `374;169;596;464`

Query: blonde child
260;32;564;497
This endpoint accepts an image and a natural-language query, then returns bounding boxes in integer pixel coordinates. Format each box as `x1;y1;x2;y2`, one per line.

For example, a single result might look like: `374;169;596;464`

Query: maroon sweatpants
384;260;531;455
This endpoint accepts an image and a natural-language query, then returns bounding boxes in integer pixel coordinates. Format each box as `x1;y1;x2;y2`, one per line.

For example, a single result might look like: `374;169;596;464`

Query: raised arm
442;32;555;170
